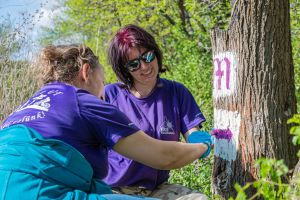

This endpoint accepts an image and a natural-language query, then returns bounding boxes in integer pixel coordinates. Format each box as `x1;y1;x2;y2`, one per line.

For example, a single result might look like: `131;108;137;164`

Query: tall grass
0;60;38;122
0;13;41;123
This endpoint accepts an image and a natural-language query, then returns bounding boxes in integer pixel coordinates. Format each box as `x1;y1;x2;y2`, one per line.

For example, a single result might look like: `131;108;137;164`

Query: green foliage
253;159;289;199
230;159;297;200
232;159;290;200
288;114;300;157
291;0;300;113
169;156;214;197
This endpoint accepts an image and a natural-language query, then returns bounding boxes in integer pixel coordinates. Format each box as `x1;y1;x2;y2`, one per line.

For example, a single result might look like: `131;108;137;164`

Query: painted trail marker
213;108;241;162
213;52;237;98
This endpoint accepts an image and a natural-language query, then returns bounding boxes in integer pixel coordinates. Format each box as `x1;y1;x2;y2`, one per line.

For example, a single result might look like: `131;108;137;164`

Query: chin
143;77;155;83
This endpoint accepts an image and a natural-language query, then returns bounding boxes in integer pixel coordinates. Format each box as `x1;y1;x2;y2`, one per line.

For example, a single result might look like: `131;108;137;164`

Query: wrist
200;142;211;158
200;143;208;151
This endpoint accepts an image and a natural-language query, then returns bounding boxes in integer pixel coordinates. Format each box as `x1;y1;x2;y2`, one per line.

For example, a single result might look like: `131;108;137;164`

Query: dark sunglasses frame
125;50;156;72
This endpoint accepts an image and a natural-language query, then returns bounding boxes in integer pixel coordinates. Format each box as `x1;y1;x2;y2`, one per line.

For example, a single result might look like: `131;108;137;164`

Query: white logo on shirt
16;96;50;112
15;90;63;113
1;111;46;129
1;90;64;129
160;117;175;135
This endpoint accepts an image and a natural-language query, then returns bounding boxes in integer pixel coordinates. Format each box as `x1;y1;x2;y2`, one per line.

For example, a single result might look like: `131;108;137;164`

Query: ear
81;63;91;82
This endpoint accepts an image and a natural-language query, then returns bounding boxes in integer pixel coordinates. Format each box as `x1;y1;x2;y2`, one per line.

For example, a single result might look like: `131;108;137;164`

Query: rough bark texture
211;0;298;199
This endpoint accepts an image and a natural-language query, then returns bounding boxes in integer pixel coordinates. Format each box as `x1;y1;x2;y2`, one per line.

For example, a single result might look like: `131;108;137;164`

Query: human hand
187;131;212;159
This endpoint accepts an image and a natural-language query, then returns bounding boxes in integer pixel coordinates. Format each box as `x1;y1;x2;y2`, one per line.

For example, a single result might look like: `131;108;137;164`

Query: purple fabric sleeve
78;90;140;148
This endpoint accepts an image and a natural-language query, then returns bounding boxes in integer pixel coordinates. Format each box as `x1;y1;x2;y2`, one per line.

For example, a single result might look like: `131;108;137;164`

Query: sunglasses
125;50;156;72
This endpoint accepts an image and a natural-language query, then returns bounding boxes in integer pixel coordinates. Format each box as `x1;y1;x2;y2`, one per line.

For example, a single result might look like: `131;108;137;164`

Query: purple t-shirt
103;78;206;190
1;82;139;179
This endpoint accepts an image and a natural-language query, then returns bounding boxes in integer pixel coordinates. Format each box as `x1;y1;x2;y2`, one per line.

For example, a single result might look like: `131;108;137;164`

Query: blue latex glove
187;131;212;159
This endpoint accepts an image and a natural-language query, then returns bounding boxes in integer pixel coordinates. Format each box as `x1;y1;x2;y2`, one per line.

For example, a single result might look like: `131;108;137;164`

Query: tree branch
159;10;176;26
178;0;194;37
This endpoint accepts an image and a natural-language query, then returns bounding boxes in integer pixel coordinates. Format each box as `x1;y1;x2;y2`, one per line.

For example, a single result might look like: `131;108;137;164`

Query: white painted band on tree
213;108;241;162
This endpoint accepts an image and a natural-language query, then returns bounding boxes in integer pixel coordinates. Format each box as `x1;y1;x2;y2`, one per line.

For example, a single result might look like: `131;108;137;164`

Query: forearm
159;141;208;169
113;131;208;170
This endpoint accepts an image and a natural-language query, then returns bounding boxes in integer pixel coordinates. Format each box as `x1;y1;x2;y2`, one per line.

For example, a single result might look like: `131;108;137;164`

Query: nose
139;60;149;70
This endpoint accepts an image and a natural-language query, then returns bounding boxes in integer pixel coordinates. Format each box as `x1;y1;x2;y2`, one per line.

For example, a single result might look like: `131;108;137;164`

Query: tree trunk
210;0;298;199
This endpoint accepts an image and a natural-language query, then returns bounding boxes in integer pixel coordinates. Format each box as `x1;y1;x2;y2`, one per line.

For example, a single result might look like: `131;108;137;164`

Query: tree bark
210;0;298;198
